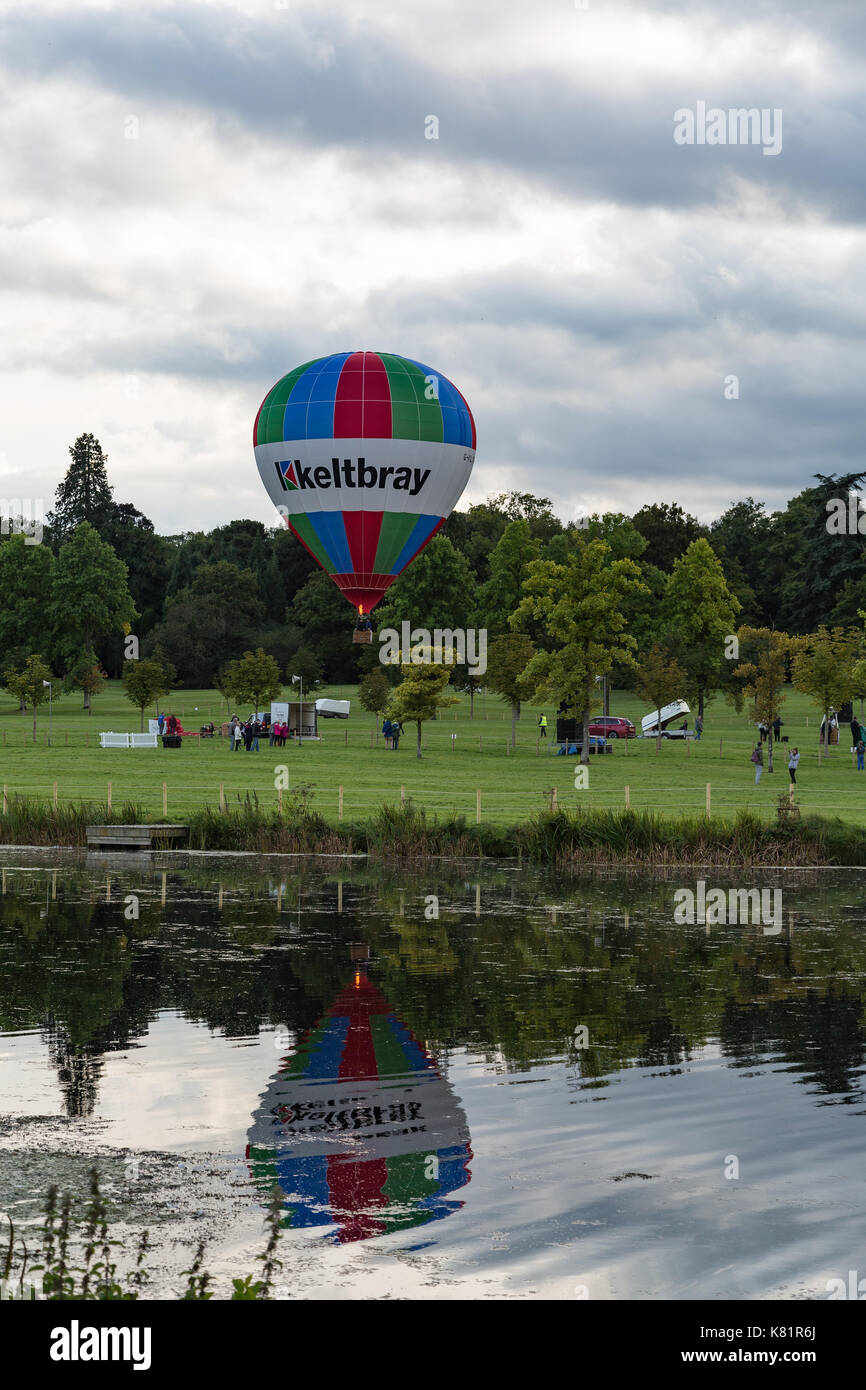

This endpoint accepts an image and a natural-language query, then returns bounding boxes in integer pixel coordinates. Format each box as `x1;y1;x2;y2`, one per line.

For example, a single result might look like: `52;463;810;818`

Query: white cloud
1;0;865;533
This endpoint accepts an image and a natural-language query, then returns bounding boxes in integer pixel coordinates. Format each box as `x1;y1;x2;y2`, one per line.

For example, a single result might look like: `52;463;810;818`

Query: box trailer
641;700;693;739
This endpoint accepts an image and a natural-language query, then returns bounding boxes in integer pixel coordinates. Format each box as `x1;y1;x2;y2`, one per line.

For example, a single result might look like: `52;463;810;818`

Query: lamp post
42;679;52;747
292;674;302;746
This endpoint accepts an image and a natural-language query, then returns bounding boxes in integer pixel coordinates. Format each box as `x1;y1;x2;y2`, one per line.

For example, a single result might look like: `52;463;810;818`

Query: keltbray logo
274;457;431;498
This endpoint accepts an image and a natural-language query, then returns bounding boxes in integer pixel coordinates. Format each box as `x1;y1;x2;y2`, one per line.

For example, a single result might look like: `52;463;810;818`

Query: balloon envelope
247;974;472;1242
253;351;476;613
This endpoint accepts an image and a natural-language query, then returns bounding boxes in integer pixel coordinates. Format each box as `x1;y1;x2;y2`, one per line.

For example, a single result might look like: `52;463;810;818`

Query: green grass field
1;682;864;829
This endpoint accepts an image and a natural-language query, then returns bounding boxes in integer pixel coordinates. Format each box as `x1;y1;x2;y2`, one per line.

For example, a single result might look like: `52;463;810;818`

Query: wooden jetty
86;824;189;851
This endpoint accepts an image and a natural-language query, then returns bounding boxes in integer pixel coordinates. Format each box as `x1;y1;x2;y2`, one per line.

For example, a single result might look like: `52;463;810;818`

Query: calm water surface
2;850;866;1300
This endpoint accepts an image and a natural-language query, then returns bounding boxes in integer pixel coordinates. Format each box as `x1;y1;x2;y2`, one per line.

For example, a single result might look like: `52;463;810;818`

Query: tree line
2;434;865;750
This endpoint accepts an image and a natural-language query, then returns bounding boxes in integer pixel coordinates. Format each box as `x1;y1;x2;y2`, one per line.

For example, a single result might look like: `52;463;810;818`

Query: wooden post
278;787;283;816
552;786;558;812
476;788;481;824
400;785;405;805
2;785;6;814
219;783;225;812
706;782;711;818
625;784;630;809
338;785;344;820
107;781;112;813
53;781;58;809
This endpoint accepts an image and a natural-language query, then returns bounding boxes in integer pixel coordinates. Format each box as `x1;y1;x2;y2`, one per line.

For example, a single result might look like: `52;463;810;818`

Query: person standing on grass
233;719;243;751
788;747;800;784
773;716;782;742
857;739;865;772
538;713;547;739
251;718;261;752
695;714;703;741
391;720;403;750
751;743;763;784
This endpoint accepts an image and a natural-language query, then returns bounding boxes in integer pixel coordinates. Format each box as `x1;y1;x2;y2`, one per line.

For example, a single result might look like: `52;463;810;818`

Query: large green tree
49;434;115;545
631;502;705;572
50;523;136;708
512;538;648;764
144;561;264;686
663;538;741;719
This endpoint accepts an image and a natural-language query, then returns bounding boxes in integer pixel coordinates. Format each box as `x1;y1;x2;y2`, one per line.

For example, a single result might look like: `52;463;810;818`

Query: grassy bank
2;681;866;830
1;793;864;866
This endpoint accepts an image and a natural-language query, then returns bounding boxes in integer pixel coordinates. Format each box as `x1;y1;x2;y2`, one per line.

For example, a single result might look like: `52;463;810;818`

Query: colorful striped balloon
253;351;477;614
247;974;472;1242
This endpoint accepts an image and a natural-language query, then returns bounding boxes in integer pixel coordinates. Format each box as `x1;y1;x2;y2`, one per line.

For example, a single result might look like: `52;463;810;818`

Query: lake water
1;849;865;1300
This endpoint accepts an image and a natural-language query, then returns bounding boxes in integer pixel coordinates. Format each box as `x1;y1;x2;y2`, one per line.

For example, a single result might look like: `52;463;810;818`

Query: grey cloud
2;3;865;219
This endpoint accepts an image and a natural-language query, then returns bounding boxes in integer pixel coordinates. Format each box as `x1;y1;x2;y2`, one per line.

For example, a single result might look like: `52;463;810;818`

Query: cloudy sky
1;0;863;534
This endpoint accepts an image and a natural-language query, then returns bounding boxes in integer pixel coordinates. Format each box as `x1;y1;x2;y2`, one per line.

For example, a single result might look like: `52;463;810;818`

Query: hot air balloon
253;352;476;638
247;973;472;1243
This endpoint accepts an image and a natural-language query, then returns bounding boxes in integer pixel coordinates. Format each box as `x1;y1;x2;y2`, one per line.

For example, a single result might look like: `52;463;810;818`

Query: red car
588;715;636;740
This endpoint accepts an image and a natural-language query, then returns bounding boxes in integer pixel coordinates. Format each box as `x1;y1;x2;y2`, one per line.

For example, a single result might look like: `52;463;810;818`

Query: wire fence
1;776;864;827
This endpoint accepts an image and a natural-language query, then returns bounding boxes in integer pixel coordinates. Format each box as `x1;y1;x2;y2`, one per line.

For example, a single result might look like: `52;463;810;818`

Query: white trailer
641;699;693;739
315;699;350;719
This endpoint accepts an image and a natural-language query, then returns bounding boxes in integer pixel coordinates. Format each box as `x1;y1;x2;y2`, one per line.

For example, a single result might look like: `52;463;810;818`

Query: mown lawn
0;682;863;827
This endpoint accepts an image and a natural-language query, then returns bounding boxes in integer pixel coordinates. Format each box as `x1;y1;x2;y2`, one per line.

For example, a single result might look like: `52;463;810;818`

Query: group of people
228;713;293;751
157;713;184;736
756;716;786;742
751;743;800;785
381;717;404;749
